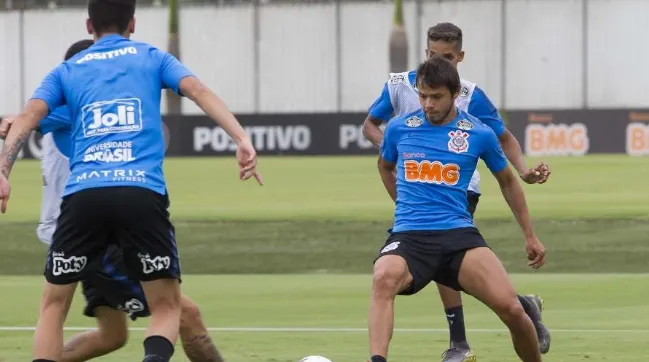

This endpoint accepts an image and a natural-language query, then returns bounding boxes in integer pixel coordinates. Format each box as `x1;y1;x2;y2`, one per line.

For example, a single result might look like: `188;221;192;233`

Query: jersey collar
95;34;128;45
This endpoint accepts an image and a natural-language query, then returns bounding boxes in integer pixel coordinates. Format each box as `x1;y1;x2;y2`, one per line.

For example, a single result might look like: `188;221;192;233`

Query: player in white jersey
0;39;225;362
362;23;551;362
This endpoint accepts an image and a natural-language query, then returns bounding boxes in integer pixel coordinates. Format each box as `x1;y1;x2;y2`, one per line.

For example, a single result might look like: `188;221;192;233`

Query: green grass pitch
0;155;648;361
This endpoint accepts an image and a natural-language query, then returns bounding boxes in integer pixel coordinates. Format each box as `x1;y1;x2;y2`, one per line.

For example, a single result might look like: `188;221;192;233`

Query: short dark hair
88;0;136;35
427;22;463;51
64;39;94;61
416;56;461;95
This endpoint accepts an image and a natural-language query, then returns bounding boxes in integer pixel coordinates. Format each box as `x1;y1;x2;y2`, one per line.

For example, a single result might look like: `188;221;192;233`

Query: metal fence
1;0;366;10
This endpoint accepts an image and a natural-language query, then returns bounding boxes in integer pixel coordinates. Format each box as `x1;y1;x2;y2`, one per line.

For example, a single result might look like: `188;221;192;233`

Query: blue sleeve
30;65;65;112
368;83;394;122
480;128;508;173
468;87;506;137
380;120;399;163
158;51;195;95
38;106;71;135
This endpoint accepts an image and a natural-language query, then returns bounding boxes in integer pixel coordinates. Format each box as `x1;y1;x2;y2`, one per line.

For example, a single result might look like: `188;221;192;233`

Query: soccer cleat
441;347;477;362
526;294;551;354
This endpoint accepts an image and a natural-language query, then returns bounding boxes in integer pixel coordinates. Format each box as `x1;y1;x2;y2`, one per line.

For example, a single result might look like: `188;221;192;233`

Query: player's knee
99;326;128;351
494;297;527;324
180;296;203;331
372;258;408;296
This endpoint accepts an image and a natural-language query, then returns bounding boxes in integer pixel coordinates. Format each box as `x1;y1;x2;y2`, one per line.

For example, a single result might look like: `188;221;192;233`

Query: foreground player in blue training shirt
367;58;546;362
363;22;551;361
0;1;261;361
0;39;225;362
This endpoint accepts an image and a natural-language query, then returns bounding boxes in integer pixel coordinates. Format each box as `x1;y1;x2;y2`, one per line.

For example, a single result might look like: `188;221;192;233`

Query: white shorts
37;133;69;245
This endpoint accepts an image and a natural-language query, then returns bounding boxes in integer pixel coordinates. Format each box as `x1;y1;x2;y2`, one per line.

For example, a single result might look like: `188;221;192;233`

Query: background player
369;57;545;362
0;0;261;361
0;39;225;362
362;22;550;361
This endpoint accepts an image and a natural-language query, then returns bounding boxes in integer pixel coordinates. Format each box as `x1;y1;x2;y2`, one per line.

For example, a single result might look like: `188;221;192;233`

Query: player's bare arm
498;130;551;184
179;76;262;185
363;115;384;148
377;156;397;202
491;166;546;269
0;99;48;177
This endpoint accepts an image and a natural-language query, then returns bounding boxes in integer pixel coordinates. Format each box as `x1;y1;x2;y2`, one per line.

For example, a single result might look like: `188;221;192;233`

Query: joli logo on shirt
81;98;143;138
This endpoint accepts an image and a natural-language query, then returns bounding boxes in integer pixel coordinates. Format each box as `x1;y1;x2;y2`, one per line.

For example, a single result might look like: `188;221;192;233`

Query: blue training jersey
380;108;508;232
31;34;193;197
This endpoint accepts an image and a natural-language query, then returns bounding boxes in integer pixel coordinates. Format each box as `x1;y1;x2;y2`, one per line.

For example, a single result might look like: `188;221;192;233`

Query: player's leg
368;233;440;362
60;307;128;362
34;191;108;361
456;246;541;362
434;192;481;362
467;191;550;354
116;187;183;362
179;295;225;362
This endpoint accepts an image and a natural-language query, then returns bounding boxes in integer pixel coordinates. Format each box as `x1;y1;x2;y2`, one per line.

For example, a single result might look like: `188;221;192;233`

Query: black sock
371;356;387;362
33;360;56;362
143;335;175;362
445;305;468;346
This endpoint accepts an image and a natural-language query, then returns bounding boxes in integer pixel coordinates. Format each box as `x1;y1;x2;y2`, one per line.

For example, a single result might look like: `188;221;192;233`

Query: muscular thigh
375;232;445;296
457;246;518;310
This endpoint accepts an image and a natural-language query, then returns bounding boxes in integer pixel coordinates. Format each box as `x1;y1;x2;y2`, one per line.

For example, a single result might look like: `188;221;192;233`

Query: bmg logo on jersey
51;254;87;276
81;98;143;138
404;160;460;185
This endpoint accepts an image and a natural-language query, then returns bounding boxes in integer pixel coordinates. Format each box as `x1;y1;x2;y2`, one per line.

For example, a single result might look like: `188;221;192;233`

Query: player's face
417;82;457;124
426;41;464;67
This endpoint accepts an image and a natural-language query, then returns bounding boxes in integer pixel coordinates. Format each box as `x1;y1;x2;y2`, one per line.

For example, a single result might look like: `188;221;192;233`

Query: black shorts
467;191;480;217
45;186;181;285
375;227;488;295
82;245;151;321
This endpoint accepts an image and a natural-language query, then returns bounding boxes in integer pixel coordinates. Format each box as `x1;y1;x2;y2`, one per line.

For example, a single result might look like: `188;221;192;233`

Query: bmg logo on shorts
81;98;143;138
51;253;87;276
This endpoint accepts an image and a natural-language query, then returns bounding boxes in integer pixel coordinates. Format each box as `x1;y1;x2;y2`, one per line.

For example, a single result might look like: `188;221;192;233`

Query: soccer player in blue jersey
367;57;546;362
363;22;550;362
0;39;224;362
0;1;260;362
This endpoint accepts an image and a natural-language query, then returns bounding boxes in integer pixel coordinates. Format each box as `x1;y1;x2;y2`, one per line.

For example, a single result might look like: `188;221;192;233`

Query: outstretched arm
481;128;546;269
0;99;49;178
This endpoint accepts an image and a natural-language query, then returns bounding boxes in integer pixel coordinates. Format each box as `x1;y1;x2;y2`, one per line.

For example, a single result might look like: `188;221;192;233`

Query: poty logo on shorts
81;98;143;138
404;160;460;185
52;255;87;276
84;141;136;163
140;254;171;274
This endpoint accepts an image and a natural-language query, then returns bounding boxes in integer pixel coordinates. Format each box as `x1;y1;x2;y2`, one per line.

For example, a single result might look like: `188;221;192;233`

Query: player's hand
0;173;11;214
525;235;546;269
236;138;263;186
519;162;551;184
0;116;15;140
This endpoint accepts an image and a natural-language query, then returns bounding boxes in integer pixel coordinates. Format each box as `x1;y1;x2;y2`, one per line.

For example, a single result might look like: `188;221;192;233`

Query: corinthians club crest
448;130;470;154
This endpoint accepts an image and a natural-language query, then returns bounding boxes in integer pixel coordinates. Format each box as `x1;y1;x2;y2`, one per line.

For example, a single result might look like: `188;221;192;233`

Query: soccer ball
299;356;332;362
